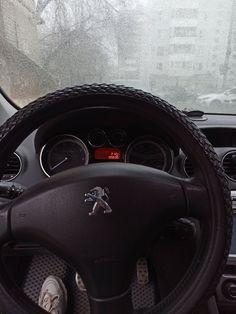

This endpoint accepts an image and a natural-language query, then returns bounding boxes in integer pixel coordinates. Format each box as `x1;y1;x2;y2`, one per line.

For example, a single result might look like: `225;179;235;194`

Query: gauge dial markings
125;136;173;172
40;134;89;177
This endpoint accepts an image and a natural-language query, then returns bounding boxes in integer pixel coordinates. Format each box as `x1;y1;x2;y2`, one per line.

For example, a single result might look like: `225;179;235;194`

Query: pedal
75;273;86;292
136;258;149;285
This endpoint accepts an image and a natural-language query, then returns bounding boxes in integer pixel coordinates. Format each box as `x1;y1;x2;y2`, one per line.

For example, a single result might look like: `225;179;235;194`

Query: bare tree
36;0;53;17
38;1;122;85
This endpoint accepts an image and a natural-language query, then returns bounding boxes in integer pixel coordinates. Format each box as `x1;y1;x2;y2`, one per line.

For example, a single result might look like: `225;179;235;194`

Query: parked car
197;87;236;111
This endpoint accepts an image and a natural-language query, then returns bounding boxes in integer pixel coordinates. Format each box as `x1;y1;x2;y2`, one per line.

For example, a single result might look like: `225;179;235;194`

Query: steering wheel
0;84;232;314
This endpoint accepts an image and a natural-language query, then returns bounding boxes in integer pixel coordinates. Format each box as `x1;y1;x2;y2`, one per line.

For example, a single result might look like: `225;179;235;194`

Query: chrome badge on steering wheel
84;187;112;216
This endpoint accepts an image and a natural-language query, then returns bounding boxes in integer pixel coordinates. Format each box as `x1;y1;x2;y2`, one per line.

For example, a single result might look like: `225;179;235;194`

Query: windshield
0;0;235;113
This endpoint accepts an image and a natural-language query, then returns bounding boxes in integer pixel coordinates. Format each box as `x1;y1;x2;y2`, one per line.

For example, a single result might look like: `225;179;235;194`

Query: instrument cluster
39;128;174;177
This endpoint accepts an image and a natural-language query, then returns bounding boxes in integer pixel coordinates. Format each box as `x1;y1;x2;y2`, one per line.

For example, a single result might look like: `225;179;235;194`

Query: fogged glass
0;0;235;113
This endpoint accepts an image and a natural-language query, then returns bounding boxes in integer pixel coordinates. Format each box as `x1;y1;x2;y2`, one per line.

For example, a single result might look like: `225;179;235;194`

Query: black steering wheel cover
0;84;232;314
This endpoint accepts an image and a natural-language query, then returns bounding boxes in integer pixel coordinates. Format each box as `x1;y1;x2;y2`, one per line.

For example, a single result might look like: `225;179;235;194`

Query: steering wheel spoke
0;199;13;245
89;289;133;314
77;258;134;314
179;179;210;220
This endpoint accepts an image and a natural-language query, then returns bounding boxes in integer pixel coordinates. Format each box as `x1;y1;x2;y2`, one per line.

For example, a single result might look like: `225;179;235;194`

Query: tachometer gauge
40;135;89;177
125;136;173;172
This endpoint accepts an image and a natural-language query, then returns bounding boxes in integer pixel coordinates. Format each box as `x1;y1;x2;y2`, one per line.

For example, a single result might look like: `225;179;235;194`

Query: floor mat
22;254;156;313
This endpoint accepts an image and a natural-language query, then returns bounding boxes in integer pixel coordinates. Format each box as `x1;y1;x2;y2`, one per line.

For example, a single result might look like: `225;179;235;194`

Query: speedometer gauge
125;136;173;172
40;135;89;177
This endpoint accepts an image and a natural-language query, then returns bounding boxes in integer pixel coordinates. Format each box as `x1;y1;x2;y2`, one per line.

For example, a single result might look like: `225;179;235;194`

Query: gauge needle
50;157;68;170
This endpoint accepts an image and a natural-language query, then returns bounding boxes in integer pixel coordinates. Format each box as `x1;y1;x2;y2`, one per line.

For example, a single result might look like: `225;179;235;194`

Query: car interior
0;1;236;314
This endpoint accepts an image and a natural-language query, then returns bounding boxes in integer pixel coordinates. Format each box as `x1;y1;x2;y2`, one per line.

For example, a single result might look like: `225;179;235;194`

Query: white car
197;88;236;109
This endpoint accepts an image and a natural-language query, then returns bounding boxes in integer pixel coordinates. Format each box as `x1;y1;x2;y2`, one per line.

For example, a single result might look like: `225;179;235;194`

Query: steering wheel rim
0;84;232;314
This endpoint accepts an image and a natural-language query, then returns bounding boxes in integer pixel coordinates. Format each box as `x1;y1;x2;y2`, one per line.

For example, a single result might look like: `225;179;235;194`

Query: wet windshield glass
0;0;235;112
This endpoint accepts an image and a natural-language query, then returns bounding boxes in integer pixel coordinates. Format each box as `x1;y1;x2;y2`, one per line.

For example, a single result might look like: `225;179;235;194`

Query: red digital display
94;148;121;160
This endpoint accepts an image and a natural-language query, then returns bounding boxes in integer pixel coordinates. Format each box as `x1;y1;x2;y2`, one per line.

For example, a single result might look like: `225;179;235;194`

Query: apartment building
224;0;236;88
114;8;149;89
0;0;40;63
147;0;232;96
0;0;54;106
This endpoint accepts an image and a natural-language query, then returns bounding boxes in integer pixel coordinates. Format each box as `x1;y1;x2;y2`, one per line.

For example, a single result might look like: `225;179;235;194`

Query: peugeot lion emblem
84;187;112;216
